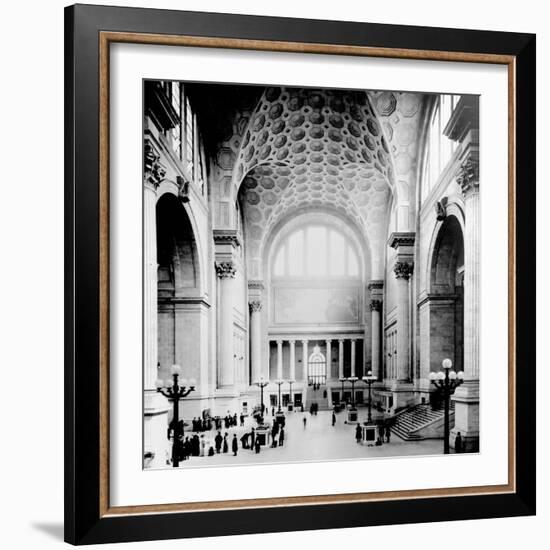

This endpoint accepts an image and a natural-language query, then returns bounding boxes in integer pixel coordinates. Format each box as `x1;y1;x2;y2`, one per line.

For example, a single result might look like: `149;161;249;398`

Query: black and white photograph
143;81;480;469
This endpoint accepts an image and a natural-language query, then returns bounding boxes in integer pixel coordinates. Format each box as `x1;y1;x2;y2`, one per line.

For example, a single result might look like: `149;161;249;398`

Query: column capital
338;338;345;344
276;339;284;346
370;299;383;312
144;139;166;188
457;156;479;197
394;261;414;280
215;262;236;279
248;300;262;313
288;339;296;345
325;339;332;344
301;339;309;345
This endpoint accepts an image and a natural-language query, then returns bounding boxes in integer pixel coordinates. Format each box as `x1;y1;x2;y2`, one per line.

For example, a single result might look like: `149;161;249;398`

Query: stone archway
155;193;206;392
420;215;465;385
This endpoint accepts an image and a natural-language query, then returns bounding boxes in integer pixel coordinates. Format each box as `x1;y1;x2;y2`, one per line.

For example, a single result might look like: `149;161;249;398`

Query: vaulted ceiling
235;87;396;279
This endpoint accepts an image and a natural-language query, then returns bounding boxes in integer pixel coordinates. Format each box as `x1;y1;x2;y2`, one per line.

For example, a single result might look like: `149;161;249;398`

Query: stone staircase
305;385;330;411
390;403;455;441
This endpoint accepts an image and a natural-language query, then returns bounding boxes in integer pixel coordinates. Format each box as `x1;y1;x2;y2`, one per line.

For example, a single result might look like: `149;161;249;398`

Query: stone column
368;280;384;381
214;230;239;396
338;339;344;379
276;340;283;380
216;262;236;388
289;340;296;381
369;300;382;379
389;232;415;386
144;179;159;391
325;339;332;379
350;339;356;377
143;141;168;469
452;154;480;451
249;300;263;384
302;340;309;382
394;261;413;381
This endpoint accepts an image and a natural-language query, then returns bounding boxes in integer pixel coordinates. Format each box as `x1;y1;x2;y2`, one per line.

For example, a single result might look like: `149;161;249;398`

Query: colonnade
267;336;364;382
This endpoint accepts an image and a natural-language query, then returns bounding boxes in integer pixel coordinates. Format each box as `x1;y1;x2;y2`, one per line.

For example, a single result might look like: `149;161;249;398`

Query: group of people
188;412;246;434
354;422;392;445
170;409;291;463
309;402;319;415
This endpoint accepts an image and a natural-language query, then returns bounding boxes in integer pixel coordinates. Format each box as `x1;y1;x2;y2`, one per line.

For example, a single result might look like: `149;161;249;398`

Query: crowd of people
170;408;289;463
168;405;397;466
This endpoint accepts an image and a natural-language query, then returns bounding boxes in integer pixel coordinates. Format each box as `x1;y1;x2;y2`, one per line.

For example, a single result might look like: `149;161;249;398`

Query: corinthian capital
249;300;262;313
457;157;479;196
394;261;414;280
370;299;382;312
215;262;236;279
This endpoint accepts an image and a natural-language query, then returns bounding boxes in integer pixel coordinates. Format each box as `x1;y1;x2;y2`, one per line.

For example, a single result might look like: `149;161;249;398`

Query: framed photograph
65;4;536;545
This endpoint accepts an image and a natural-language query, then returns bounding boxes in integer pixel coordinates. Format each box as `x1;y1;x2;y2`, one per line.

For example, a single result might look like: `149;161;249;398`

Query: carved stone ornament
176;175;190;204
435;196;448;221
370;299;382;312
456;157;479;196
249;300;263;313
215;262;236;279
144;140;166;187
393;261;414;280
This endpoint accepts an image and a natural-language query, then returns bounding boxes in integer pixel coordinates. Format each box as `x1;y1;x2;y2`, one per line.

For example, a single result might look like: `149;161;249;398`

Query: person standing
254;438;261;454
455;432;463;453
232;434;238;456
332;411;336;426
303;416;307;428
250;428;256;450
240;413;245;427
355;423;362;443
214;431;223;454
385;424;391;443
223;432;229;453
279;427;285;447
378;423;385;444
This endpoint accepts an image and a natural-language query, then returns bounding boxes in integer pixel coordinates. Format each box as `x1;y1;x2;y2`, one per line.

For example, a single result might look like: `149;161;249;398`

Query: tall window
422;95;460;202
159;81;205;196
273;225;360;278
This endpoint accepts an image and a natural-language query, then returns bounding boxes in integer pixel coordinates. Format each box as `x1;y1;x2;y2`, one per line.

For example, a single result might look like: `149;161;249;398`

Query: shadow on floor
31;522;64;541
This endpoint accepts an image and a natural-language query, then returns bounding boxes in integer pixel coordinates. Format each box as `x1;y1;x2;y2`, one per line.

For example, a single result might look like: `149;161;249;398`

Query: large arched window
272;225;360;278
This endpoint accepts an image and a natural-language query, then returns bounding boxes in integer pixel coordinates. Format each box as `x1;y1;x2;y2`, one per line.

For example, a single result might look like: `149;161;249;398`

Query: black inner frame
65;4;536;545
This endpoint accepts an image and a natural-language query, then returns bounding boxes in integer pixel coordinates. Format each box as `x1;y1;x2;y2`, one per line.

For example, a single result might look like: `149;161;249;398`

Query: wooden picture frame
65;4;536;545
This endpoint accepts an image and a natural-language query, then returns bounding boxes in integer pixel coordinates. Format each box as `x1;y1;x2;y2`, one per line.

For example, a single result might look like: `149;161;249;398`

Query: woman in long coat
355;423;362;443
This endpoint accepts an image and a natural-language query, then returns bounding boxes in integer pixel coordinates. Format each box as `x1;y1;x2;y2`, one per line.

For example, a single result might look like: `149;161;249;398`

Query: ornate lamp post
361;370;377;424
275;379;285;412
155;365;195;468
338;377;346;407
254;376;269;419
429;358;464;454
347;376;358;408
288;379;295;410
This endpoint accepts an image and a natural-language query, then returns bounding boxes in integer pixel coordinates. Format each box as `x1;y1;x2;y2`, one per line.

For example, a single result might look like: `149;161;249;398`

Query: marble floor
166;408;446;469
